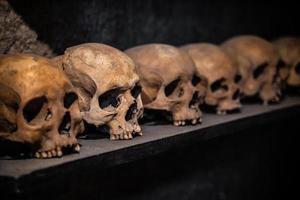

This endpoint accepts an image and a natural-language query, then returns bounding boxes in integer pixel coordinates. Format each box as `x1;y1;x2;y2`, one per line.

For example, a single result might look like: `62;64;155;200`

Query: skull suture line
0;54;83;158
273;37;300;88
221;35;282;105
56;43;143;140
125;44;206;126
181;43;241;115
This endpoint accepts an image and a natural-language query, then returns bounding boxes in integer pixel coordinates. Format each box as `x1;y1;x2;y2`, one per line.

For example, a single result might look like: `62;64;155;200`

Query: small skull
56;43;143;140
273;37;300;87
125;44;206;126
181;43;241;115
0;54;83;158
221;35;282;105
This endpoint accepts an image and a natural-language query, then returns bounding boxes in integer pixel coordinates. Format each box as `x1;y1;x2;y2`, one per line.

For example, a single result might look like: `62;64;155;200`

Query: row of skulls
0;35;299;159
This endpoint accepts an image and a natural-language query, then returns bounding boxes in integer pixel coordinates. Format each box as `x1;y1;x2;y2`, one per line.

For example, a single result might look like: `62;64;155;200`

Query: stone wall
0;0;53;57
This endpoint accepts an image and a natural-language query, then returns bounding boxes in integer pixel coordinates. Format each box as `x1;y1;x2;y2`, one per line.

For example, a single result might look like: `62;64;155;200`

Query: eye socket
253;62;268;79
233;89;240;100
295;62;300;75
191;75;201;86
189;92;199;108
211;78;227;92
234;74;242;83
64;92;78;109
131;84;142;98
164;78;180;96
98;88;122;109
23;96;47;123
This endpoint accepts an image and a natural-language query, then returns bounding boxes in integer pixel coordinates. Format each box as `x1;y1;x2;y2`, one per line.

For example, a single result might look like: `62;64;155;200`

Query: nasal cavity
189;92;199;108
234;74;242;83
191;75;201;86
125;102;138;121
233;89;240;100
58;112;71;135
295;62;300;75
276;59;286;72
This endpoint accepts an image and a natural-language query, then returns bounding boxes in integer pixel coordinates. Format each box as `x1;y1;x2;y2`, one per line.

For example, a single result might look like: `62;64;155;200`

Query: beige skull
56;43;143;140
273;37;300;87
0;54;83;158
181;43;241;115
221;35;281;105
125;44;206;126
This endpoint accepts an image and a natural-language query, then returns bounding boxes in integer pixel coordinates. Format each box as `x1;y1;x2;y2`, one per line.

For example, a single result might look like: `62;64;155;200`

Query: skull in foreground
0;54;83;158
56;43;143;140
221;35;282;105
273;37;300;88
181;43;241;115
125;44;206;126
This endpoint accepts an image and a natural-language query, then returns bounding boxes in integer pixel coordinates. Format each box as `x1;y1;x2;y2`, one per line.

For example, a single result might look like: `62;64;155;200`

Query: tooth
199;118;202;123
110;135;116;140
52;150;57;157
174;121;179;126
129;133;133;139
74;144;80;152
181;121;186;126
192;119;197;124
124;134;129;140
120;134;124;140
57;150;63;157
217;110;226;115
134;125;141;133
47;151;52;158
35;152;41;158
41;152;47;158
137;131;143;136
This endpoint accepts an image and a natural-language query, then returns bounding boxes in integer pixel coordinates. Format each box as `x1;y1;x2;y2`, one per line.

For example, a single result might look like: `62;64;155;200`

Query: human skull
0;54;83;158
56;43;143;140
273;37;300;87
181;43;241;115
125;44;206;126
221;35;282;105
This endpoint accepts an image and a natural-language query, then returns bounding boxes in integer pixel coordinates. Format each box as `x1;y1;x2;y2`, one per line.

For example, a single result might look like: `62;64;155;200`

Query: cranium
221;35;282;105
181;43;241;115
56;43;143;140
125;44;206;126
273;37;300;87
0;54;83;158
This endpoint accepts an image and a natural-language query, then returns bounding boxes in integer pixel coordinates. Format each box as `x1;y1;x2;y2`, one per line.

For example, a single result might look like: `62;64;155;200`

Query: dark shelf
1;96;300;197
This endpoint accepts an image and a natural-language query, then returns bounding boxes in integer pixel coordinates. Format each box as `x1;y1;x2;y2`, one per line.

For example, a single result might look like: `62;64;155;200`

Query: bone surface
125;44;205;125
55;43;143;140
273;37;300;87
181;43;241;114
221;35;282;105
0;54;84;158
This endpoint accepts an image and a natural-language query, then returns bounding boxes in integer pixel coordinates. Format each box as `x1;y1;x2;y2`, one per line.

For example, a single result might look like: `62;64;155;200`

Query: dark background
8;0;300;54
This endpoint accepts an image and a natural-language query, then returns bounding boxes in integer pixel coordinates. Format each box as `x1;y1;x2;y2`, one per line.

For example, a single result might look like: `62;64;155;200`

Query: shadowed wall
7;0;300;54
